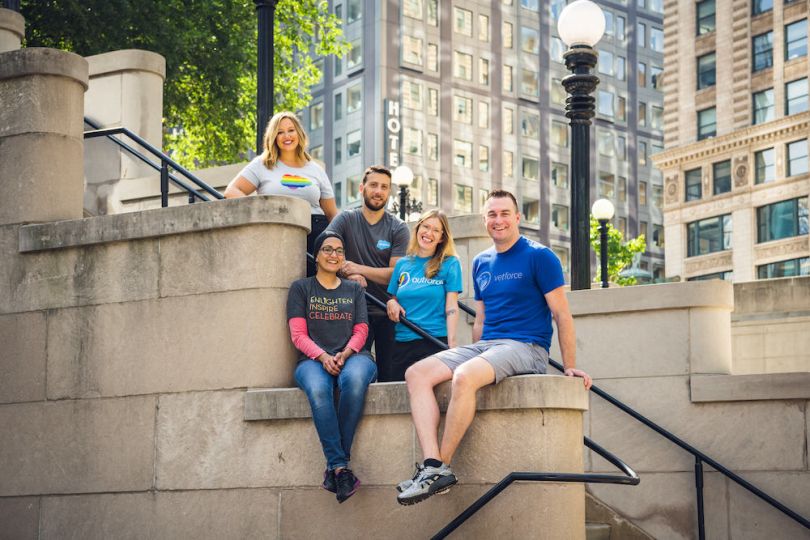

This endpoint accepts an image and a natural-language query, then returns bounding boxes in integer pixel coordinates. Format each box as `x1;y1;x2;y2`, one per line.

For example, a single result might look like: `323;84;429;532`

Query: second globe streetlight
557;0;606;291
592;198;615;288
391;165;421;221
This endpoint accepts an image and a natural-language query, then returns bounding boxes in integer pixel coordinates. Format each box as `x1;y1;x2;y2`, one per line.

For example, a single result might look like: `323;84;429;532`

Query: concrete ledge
19;195;310;252
0;47;89;89
567;280;734;315
244;374;589;421
0;8;25;39
87;49;166;79
691;372;810;402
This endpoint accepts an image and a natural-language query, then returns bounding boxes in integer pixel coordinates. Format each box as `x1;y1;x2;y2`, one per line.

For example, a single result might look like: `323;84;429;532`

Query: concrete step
586;523;612;540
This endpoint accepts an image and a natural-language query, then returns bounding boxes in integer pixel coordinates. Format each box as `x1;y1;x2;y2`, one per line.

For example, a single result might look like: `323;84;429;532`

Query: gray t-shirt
326;209;410;314
286;277;368;361
237;157;334;215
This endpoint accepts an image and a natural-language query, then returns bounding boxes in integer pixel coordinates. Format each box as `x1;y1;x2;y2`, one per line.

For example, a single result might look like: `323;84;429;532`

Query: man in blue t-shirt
396;190;592;506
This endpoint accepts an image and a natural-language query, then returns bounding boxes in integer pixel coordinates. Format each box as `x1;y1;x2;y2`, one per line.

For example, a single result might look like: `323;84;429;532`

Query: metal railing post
160;160;169;208
695;457;706;540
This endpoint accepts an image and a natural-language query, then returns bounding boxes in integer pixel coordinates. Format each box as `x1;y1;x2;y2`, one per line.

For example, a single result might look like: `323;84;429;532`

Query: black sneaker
335;468;360;503
322;469;336;493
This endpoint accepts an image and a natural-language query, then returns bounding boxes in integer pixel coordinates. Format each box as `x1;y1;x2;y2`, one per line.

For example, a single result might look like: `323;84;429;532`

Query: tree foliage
21;0;348;168
589;217;647;286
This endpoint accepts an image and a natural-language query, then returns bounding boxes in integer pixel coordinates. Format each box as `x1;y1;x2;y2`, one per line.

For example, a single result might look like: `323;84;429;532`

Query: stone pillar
0;8;24;53
83;49;166;215
447;214;488;345
0;48;88;226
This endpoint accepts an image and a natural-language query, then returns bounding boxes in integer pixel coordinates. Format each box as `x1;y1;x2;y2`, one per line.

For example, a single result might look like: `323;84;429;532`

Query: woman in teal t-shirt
386;210;463;381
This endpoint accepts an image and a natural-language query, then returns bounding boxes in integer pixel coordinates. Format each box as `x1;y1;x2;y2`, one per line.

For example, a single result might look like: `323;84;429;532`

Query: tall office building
652;0;808;281
305;0;665;280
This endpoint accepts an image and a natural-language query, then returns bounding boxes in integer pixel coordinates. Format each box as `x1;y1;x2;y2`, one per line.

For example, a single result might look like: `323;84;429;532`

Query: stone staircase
586;492;655;539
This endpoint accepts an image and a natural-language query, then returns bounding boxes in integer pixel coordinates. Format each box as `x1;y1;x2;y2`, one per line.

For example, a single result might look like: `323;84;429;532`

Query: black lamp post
557;0;606;291
592;198;615;288
390;165;421;221
255;0;279;155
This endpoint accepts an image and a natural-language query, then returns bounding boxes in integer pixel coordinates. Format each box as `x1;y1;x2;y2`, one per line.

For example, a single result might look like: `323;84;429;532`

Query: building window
685;168;702;201
551;120;569;147
598;129;615;157
616;15;626;40
752;88;775;124
347;130;361;158
334;181;342;208
503;65;513;92
639;221;648;246
427;133;438;161
552;246;570;273
454;184;473;213
453;95;472;124
651;65;663;89
478;188;489;211
639;101;647;127
552;162;568;188
521;199;540;226
402;81;423;110
428;87;439;116
403;0;422;19
598;90;615;118
404;128;423;156
616;56;627;80
427;43;439;72
752;0;773;16
310;102;324;130
521;26;540;54
637;22;646;47
617;136;627;160
638;62;647;87
479;145;490;172
521;69;540;98
651;106;663;130
755;148;776;183
697;53;716;89
479;58;490;85
427;178;439;205
617;177;627;202
551;37;565;63
453;140;473;168
478;101;490;128
639;141;648;166
346;0;362;22
696;0;716;35
347;174;360;202
334;93;343;121
752;32;773;72
503;21;513;48
617;96;627;121
453;51;473;80
653;224;665;248
552;204;569;230
310;145;323;162
639;180;648;205
599;172;616;199
504;106;514;134
787;139;809;176
785;19;808;61
347;82;362;114
551;0;566;19
334;137;342;165
523;157;539;180
688;214;732;256
697;107;716;140
503;151;514;177
652;185;663;209
453;7;472;36
521;111;540;137
757;197;809;243
757;257;810;279
521;0;539;10
650;27;664;52
713;160;732;194
785;78;809;115
551;78;566;106
479;14;490;41
689;271;733;281
427;0;438;26
402;35;423;66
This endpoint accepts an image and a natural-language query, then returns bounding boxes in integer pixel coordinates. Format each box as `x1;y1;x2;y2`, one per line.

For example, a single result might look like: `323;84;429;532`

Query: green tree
21;0;349;168
589;217;647;286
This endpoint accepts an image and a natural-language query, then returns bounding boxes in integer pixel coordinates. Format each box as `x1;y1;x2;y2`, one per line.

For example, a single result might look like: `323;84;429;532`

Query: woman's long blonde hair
261;111;311;169
406;210;457;278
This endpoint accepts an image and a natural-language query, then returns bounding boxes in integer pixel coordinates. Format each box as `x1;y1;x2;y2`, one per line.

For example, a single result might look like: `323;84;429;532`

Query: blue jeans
294;353;377;470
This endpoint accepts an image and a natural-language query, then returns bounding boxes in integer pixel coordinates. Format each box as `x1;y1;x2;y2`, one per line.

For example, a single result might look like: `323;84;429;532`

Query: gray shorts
433;339;548;384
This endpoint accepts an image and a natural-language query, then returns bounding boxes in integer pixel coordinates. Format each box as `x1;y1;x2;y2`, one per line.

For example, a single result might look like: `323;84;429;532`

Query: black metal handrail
83;118;224;207
456;297;809;536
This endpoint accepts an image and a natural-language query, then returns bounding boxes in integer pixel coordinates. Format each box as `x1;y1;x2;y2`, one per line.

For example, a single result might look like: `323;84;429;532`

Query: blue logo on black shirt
376;239;391;250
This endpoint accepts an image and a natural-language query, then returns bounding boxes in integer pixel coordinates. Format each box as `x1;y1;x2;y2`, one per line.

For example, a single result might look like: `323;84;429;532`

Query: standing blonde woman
225;111;338;275
385;210;462;381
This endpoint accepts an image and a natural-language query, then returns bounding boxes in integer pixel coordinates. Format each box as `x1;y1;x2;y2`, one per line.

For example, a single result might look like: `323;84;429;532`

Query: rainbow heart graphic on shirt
280;174;312;189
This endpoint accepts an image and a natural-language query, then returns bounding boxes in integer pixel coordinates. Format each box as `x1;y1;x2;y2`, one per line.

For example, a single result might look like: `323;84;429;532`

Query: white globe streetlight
591;198;615;288
557;0;606;48
390;165;419;221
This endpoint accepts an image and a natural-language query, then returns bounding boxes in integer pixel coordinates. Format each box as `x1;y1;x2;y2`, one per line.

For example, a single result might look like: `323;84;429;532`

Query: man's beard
363;191;387;211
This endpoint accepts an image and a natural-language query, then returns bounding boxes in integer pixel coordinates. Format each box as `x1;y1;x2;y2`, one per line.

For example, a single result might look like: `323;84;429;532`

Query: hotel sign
384;99;401;168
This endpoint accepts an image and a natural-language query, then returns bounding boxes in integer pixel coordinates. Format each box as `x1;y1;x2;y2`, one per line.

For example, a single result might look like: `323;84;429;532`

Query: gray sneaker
396;463;457;505
396;462;424;493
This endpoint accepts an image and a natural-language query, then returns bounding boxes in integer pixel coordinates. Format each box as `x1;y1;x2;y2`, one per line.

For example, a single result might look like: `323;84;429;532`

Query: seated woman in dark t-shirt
286;230;377;504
